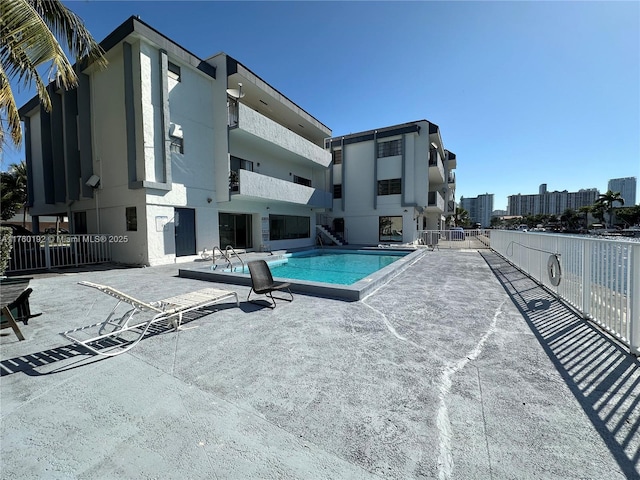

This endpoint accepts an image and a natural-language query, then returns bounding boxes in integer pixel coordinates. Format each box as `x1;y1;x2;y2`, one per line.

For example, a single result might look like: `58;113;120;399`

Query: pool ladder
210;245;245;272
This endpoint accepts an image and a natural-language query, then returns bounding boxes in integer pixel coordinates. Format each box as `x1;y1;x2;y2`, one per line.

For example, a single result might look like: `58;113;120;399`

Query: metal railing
6;234;113;273
225;245;245;272
417;229;491;249
490;230;640;355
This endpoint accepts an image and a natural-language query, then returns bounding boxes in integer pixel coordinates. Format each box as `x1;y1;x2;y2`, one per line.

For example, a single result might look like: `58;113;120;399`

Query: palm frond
0;63;22;147
1;0;78;90
28;0;107;68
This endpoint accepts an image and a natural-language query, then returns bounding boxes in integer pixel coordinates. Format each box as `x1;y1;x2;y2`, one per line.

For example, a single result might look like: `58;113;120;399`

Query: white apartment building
19;16;331;265
608;177;637;206
460;193;493;228
323;121;457;245
508;185;599;216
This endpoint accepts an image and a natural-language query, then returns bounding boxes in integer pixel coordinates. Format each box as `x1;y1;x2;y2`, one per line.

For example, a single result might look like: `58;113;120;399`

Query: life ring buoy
547;254;561;286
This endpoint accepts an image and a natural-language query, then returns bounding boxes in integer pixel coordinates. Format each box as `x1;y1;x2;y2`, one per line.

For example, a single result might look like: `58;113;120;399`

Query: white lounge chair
61;281;239;356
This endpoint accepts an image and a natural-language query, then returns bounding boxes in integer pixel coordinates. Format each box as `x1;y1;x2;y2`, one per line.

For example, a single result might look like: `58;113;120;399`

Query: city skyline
2;1;639;211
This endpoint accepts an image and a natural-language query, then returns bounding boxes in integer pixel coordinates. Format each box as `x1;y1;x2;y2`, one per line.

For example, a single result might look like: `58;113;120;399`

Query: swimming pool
179;248;426;301
241;250;407;285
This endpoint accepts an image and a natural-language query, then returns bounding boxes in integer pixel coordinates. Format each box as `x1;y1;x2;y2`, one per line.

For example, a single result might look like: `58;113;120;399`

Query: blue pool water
260;250;407;285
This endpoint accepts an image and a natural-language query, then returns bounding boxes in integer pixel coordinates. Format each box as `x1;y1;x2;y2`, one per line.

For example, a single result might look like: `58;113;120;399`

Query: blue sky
3;0;639;209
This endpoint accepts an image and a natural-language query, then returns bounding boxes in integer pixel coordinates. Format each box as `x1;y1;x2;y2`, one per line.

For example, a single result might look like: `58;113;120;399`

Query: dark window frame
168;61;181;82
333;184;342;199
293;175;312;187
269;214;310;240
333;150;342;165
377;139;402;158
377;178;402;196
170;135;184;154
379;216;403;243
126;206;138;231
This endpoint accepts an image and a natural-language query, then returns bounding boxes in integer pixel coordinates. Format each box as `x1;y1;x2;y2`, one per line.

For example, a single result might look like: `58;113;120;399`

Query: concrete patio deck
1;250;638;479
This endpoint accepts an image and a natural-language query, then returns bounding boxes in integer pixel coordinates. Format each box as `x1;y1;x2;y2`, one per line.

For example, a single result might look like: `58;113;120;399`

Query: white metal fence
491;230;640;355
6;234;113;273
417;229;491;249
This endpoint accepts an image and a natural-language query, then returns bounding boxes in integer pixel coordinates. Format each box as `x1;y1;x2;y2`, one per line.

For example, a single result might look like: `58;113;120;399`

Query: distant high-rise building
607;177;637;205
507;185;599;216
461;193;494;227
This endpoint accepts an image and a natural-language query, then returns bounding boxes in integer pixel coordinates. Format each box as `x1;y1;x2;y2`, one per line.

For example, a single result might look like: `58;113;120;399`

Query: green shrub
0;227;13;276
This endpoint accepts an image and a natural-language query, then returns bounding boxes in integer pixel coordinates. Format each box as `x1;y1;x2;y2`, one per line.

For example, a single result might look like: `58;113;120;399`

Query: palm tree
595;190;625;228
590;203;606;226
1;0;107;148
452;206;469;227
578;205;592;230
0;160;27;220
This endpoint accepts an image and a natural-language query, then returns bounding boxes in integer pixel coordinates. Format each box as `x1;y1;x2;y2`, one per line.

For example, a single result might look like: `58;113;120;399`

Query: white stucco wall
328;127;435;245
342;141;375;214
86;43;147;263
238;170;331;207
205;54;232;204
134;40;219;266
238;103;330;167
99;203;148;265
139;42;163;184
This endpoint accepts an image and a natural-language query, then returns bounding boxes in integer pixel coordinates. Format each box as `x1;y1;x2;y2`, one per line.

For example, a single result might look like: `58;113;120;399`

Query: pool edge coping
178;248;427;301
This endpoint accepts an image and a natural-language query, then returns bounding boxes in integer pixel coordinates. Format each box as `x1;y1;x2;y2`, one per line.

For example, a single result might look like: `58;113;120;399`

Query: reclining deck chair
247;260;293;308
61;281;239;356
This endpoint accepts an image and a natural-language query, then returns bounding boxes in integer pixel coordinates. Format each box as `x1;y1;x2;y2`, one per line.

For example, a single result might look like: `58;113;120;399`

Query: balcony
447;172;456;185
428;149;445;184
446;150;457;169
232;169;332;208
229;102;331;168
426;191;445;212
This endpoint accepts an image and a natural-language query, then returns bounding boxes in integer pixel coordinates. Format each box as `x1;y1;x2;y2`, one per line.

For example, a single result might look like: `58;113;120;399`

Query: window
269;215;310;240
379;216;403;242
377;139;402;158
333;150;342;165
333;184;342;199
293;175;312;187
168;61;181;81
126;207;137;231
230;156;254;172
377;178;401;196
170;136;184;154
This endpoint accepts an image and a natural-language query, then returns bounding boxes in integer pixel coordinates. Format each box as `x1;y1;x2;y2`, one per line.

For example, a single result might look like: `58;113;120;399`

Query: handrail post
44;235;51;270
582;240;591;320
629;243;640;355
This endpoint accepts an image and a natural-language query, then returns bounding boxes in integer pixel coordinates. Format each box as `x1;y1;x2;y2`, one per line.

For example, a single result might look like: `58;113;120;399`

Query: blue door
175;208;196;256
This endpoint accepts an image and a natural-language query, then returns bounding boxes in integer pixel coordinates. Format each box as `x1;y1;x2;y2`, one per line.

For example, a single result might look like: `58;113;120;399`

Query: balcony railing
490;230;640;355
229;102;331;168
426;191;445;211
232;169;331;208
428;149;445;183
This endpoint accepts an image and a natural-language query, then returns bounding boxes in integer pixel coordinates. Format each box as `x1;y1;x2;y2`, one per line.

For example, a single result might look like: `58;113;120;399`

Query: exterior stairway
316;225;346;246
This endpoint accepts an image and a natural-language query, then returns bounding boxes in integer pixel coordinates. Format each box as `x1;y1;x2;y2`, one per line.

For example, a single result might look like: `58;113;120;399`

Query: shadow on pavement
481;251;640;478
1;302;264;375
